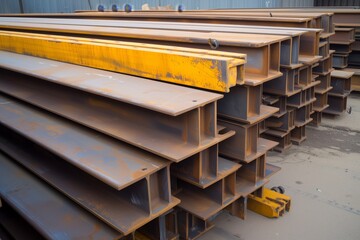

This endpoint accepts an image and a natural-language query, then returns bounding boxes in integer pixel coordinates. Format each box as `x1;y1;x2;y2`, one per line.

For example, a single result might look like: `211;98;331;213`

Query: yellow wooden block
0;30;246;92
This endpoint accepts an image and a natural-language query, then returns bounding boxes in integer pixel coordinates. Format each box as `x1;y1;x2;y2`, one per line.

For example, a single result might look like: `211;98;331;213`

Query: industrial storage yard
0;1;359;240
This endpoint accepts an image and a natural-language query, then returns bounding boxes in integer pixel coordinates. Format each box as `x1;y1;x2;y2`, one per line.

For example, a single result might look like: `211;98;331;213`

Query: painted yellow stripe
0;31;246;92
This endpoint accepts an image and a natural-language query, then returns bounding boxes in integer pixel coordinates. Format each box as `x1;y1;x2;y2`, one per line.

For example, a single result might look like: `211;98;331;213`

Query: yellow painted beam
0;30;246;92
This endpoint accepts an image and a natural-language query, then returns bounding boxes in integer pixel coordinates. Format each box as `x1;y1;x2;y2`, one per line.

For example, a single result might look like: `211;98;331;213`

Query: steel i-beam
0;31;245;92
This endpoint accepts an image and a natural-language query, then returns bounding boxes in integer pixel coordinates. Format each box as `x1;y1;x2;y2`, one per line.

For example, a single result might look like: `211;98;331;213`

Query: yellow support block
247;188;291;218
0;30;246;92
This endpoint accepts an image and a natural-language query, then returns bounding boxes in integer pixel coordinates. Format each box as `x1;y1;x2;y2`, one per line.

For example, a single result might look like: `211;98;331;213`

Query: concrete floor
201;93;360;240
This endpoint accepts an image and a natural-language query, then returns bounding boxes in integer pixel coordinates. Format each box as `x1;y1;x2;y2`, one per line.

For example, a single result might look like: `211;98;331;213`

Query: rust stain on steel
0;51;223;116
0;66;234;162
0;152;122;239
0;111;180;235
0;93;169;191
45;125;64;136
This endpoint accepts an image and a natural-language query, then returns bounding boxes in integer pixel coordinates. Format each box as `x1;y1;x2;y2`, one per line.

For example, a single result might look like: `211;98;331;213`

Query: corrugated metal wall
0;0;315;13
314;0;360;6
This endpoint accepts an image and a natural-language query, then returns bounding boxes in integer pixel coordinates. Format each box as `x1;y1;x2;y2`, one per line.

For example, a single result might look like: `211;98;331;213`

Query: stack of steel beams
0;45;247;238
330;28;355;68
0;8;357;239
330;9;360;70
324;70;354;115
0;17;283;239
0;15;288;239
12;10;326;149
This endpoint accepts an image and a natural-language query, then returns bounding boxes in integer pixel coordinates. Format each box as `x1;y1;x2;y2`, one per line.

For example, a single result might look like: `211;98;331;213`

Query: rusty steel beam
330;70;354;95
330;28;355;44
75;10;324;28
291;104;313;128
297;65;316;87
329;10;360;27
261;129;293;153
324;93;349;115
315;73;332;93
313;53;334;76
236;162;279;198
333;53;349;68
218;85;279;124
191;9;334;35
176;209;214;240
0;12;314;28
0;30;245;93
173;158;279;221
0;17;321;66
0;52;222;116
263;95;288;117
171;159;279;223
287;85;317;110
0;52;234;162
266;109;295;133
319;39;331;58
0;98;181;235
314;92;329;112
218;120;278;163
226;196;247;220
258;120;268;135
310;111;323;126
171;151;241;189
174;176;238;221
176;11;322;30
0;152;122;240
323;70;354;115
236;154;266;186
138;210;178;240
331;43;353;54
0;93;171;191
291;126;307;145
189;8;334;35
174;156;279;222
263;67;302;96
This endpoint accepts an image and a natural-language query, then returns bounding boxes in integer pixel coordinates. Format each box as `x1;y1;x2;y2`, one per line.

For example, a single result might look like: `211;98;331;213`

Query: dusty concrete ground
201;93;360;240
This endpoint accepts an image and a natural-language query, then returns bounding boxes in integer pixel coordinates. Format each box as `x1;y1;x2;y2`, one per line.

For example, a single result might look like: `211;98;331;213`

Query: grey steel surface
0;93;168;190
0;152;122;240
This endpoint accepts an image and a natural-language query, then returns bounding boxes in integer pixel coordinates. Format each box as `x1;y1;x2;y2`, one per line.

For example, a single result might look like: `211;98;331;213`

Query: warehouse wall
314;0;360;6
0;0;314;13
